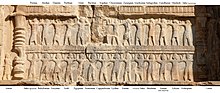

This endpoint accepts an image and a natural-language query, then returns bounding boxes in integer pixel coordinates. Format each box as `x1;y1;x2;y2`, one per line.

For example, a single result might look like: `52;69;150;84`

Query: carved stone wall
0;5;218;85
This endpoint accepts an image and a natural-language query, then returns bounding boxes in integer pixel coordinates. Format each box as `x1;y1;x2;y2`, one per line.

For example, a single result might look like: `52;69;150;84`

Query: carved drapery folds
7;5;195;84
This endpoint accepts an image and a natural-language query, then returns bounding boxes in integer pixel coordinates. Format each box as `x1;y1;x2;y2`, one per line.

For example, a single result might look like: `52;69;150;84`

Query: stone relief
27;17;91;46
24;52;194;82
102;18;194;46
0;5;202;85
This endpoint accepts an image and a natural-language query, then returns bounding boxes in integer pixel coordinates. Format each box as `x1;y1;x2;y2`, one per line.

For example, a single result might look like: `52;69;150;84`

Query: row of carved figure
27;17;91;46
27;17;194;46
103;18;194;46
2;53;194;82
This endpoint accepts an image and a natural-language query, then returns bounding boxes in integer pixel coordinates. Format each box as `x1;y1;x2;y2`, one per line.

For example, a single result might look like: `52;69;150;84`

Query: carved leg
83;63;89;81
148;61;155;81
53;73;57;81
186;62;193;81
164;37;167;46
64;37;70;45
159;37;164;46
172;62;179;81
65;72;70;82
92;69;97;82
107;36;111;45
104;72;108;82
188;38;193;46
42;38;46;45
171;38;175;46
100;71;104;82
149;37;153;46
176;37;180;46
40;74;45;81
159;63;165;81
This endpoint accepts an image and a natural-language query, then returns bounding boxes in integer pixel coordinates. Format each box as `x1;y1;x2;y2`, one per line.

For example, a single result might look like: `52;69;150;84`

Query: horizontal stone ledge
25;45;195;51
25;13;78;17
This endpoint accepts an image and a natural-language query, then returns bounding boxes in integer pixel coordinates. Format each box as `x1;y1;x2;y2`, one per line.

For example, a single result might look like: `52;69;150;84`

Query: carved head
44;53;50;59
113;53;120;59
149;18;154;23
56;53;62;59
32;54;38;59
186;54;193;60
91;53;97;60
149;54;155;60
161;54;167;60
80;54;86;59
173;20;179;24
55;19;61;23
126;53;132;60
45;19;50;23
102;53;108;59
173;54;180;60
138;18;143;23
33;18;38;23
69;18;74;23
186;20;191;25
161;18;166;23
72;61;79;68
126;19;132;24
137;54;144;59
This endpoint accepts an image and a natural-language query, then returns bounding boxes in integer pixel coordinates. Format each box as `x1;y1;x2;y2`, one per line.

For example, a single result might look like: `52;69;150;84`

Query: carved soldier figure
134;18;143;46
172;54;180;81
53;53;63;82
159;54;167;81
54;19;65;46
29;18;39;45
124;53;132;82
171;20;180;46
184;54;193;81
183;20;193;46
148;18;156;46
148;54;155;81
108;19;121;46
42;19;53;46
112;53;121;81
77;54;86;81
77;17;91;45
72;61;79;82
99;53;109;82
87;53;98;81
27;53;38;80
81;54;91;81
123;19;132;46
65;55;75;82
134;54;144;81
64;18;79;45
40;53;51;81
3;54;12;80
159;18;168;46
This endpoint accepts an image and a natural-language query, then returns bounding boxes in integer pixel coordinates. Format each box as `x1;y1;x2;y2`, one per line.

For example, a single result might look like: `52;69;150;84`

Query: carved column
11;6;26;80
